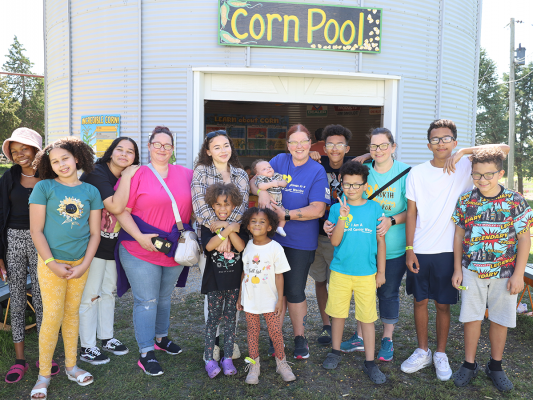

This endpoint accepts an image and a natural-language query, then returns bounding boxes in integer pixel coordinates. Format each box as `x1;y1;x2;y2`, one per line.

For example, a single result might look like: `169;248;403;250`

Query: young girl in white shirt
237;207;296;384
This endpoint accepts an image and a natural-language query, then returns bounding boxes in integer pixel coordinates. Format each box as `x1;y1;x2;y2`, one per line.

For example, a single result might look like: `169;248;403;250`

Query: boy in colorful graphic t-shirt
451;147;533;392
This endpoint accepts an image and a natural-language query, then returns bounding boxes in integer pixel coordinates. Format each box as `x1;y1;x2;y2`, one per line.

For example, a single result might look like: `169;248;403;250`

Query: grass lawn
1;268;532;400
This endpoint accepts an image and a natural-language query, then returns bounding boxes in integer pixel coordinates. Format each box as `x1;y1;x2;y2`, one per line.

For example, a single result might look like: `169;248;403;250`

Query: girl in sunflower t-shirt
29;137;103;399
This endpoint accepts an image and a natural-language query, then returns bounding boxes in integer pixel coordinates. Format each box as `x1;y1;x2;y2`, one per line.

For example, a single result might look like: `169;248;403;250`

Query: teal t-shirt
363;160;410;260
29;179;104;261
328;200;383;276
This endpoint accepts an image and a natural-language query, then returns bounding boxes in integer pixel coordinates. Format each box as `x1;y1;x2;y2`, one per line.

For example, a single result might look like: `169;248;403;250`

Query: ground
1;267;532;400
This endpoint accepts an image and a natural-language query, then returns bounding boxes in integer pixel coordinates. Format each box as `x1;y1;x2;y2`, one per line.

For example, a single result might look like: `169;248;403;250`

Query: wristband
405;246;414;250
256;189;262;194
217;233;226;241
338;216;348;220
44;257;55;265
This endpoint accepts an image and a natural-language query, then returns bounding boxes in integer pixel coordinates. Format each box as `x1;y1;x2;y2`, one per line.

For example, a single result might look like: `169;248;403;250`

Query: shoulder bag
147;164;201;266
367;162;411;201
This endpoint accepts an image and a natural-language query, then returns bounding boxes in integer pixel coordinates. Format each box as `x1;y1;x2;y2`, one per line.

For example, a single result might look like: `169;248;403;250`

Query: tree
476;48;508;145
513;62;533;193
0;76;21;146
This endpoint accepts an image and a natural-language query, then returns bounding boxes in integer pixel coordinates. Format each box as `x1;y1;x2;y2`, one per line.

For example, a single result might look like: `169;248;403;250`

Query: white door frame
192;67;401;166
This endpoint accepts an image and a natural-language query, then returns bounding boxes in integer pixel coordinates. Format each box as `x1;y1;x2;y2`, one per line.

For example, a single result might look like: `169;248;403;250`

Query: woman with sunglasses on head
251;124;329;360
77;137;140;366
114;126;193;376
191;130;249;363
326;127;411;362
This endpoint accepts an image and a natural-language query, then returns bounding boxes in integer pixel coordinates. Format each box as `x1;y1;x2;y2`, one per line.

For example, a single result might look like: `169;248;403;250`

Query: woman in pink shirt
115;126;193;377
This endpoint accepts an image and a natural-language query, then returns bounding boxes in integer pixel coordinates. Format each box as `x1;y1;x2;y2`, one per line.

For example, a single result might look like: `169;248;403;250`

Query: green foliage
0;36;45;140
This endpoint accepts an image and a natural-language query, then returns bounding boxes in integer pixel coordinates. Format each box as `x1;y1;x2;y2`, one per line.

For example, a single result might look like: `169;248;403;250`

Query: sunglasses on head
205;130;228;141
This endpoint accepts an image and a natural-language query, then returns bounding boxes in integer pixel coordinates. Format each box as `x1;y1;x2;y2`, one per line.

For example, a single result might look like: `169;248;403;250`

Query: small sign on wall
218;0;382;53
307;105;328;117
81;115;120;157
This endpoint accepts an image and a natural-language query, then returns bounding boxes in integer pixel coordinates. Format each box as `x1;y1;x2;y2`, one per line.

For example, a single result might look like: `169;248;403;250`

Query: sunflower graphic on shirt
57;197;84;228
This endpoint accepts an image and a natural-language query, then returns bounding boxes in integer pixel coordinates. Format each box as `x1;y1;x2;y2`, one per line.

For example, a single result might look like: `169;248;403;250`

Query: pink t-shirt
122;164;194;266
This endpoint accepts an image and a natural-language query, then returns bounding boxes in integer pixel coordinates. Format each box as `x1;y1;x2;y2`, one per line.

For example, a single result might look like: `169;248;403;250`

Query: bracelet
256;189;262;194
338;216;348;220
217;233;226;241
405;246;414;250
44;257;55;265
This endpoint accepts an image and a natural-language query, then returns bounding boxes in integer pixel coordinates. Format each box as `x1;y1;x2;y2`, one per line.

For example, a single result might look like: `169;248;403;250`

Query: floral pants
204;288;239;361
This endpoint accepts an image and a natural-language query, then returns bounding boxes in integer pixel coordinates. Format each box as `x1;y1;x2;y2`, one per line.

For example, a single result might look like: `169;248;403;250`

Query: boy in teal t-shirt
321;162;386;384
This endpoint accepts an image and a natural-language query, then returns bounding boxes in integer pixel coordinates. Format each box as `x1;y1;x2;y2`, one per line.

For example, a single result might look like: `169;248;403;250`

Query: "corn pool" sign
218;0;382;53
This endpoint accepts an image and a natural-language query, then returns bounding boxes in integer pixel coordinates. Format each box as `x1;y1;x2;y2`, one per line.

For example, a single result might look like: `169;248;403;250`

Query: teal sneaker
340;334;364;353
377;337;394;361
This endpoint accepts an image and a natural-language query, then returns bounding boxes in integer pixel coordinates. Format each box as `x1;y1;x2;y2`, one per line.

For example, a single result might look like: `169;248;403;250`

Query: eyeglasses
206;130;228;140
471;171;501;180
429;136;455;145
325;143;348;150
151;142;173;151
369;143;391;151
287;139;311;147
341;182;364;190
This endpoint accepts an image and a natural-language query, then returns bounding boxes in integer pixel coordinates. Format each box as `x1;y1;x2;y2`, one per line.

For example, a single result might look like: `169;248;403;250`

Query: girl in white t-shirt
237;207;295;384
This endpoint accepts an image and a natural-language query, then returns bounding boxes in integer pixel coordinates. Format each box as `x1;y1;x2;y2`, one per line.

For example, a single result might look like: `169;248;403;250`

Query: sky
0;0;532;78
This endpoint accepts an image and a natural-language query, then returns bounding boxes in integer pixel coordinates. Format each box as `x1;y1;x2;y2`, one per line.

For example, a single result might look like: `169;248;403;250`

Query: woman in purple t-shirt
250;124;329;360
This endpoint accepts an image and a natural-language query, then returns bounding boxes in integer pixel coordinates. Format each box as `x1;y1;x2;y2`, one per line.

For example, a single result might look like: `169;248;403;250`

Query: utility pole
507;18;516;189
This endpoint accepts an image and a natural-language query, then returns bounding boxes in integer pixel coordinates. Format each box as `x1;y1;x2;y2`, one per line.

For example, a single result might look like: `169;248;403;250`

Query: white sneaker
433;352;452;381
401;348;432;373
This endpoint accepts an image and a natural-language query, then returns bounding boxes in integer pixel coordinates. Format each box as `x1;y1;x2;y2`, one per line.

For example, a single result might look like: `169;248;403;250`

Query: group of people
0;118;529;398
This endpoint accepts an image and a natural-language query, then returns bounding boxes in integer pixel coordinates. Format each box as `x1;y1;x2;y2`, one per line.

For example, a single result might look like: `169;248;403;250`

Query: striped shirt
191;163;250;231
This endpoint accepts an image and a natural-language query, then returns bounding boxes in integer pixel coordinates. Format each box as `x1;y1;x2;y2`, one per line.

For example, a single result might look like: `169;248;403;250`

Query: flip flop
5;362;29;383
36;360;60;376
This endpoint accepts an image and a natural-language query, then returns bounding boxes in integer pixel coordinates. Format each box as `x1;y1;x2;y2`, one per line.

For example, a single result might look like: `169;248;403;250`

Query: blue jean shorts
406;252;458;305
377;254;407;324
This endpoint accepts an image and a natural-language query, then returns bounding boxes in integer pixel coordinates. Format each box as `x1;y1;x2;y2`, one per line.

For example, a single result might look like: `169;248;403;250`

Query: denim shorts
406;252;458;305
282;246;315;304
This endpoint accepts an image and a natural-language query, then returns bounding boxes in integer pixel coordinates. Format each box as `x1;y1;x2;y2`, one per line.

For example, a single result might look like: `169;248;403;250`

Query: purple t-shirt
269;153;329;251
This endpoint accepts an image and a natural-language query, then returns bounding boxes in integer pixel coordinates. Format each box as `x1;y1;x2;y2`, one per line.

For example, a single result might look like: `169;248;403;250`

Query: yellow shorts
325;270;378;323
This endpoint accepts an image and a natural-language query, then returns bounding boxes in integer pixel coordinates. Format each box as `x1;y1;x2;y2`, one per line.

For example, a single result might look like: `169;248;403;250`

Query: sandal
30;374;51;399
205;360;221;379
453;363;479;387
5;362;29;383
363;362;387;384
65;365;93;387
35;360;60;376
485;362;513;392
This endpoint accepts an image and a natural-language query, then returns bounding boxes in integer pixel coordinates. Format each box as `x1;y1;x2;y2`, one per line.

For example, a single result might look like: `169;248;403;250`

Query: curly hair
472;147;505;170
205;182;243;209
194;130;242;169
96;137;140;166
33;137;95;180
339;161;369;184
241;207;279;238
427;119;457;141
323;124;353;143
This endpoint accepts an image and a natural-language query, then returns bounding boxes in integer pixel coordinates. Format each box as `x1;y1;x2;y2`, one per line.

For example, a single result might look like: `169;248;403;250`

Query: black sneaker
317;325;332;345
138;351;163;376
80;346;110;365
293;336;310;360
102;338;129;356
154;337;182;355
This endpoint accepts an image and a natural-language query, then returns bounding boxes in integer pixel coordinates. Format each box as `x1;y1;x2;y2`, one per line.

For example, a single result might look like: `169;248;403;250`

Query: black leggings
204;289;239;361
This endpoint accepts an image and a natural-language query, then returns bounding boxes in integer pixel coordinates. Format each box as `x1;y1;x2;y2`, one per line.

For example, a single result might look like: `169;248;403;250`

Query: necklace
21;172;35;178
